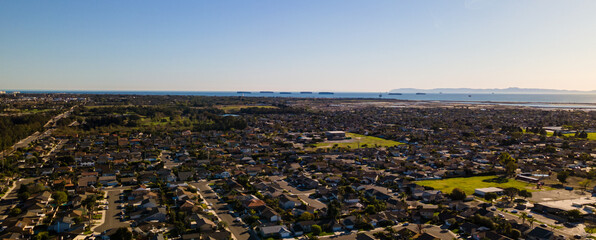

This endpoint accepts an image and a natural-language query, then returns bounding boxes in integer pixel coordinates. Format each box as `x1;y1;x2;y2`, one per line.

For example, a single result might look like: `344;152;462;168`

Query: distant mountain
389;87;596;94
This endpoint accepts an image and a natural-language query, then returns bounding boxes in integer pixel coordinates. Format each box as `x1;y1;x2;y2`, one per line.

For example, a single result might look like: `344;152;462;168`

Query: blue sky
1;0;596;92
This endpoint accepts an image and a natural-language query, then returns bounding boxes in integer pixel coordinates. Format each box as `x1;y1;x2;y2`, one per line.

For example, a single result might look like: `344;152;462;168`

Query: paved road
494;206;584;239
94;187;131;233
1;106;76;159
192;181;256;240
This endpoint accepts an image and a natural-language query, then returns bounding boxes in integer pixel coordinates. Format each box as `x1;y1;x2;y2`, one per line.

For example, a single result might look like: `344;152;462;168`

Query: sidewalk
90;191;108;234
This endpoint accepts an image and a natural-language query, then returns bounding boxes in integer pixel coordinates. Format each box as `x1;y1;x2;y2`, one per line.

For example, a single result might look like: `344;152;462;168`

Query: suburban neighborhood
0;93;595;240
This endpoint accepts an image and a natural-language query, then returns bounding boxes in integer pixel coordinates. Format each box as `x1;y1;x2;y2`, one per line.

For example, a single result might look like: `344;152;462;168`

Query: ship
260;91;274;93
415;93;426;95
388;93;402;95
319;92;334;95
237;91;251;94
300;91;313;94
279;92;291;94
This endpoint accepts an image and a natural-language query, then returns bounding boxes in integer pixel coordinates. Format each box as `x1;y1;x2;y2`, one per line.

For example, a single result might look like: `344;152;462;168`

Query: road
1;105;76;159
493;205;586;239
94;187;131;233
191;181;256;240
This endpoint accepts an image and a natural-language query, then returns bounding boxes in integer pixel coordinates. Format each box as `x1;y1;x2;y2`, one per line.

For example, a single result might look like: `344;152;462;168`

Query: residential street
192;181;256;240
94;186;132;234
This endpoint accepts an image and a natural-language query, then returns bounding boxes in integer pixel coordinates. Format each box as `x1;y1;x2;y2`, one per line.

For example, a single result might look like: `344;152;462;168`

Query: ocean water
15;90;596;108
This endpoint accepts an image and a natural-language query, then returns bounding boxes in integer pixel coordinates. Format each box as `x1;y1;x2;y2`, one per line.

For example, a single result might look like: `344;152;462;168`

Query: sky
1;0;596;92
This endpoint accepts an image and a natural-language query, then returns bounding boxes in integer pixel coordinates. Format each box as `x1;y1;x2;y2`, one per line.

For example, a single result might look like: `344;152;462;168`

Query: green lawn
563;132;596;140
314;132;403;149
416;176;541;195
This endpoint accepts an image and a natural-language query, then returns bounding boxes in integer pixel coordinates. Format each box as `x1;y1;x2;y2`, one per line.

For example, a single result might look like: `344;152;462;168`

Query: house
191;216;216;232
279;194;302;209
260;206;281;222
142;207;168;222
526;227;554;240
98;176;118;186
259;225;292;238
48;217;73;233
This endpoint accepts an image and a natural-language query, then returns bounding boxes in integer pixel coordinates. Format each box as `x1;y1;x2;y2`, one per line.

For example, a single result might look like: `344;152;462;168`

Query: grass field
314;132;403;148
416;176;541;195
563;132;596;140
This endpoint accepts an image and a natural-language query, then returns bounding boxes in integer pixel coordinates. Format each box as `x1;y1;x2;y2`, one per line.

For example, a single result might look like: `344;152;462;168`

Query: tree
565;209;582;222
527;217;535;228
519;212;527;225
82;195;98;226
110;227;133;240
484;192;498;202
450;188;467;201
8;207;21;216
510;229;521;239
503;187;519;201
557;171;570;183
311;225;322;236
326;200;342;219
498;152;517;177
298;212;314;221
52;191;68;205
579;179;591;192
518;189;532;199
32;232;50;240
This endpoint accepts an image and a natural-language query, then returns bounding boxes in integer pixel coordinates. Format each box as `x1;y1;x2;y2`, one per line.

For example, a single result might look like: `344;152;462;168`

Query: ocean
14;90;596;109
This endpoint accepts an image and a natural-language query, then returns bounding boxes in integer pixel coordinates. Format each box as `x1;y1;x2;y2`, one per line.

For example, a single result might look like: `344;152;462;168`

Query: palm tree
528;217;535;228
519;212;527;225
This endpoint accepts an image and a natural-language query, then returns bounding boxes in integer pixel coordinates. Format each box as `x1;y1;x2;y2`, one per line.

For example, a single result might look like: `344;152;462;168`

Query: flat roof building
474;187;504;197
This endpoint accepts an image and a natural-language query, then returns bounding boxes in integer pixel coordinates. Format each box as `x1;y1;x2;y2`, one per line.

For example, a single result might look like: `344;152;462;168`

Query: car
527;214;533;218
564;222;578;228
573;234;581;239
498;214;505;218
490;207;497;211
403;223;409;226
540;224;547;227
229;210;235;215
510;210;518;213
234;217;241;222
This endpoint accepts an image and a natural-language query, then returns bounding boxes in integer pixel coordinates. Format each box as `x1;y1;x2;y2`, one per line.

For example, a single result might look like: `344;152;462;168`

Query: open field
563;132;596;140
314;132;403;148
416;176;543;195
